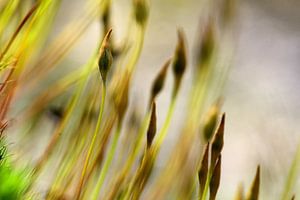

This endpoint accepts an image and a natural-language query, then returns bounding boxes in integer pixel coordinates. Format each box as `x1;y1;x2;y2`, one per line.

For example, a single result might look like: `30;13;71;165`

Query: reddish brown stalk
0;121;9;137
0;67;15;93
0;2;39;61
0;81;16;122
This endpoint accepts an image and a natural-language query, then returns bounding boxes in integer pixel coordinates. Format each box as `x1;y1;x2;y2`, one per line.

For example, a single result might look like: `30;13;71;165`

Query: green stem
126;25;145;74
47;117;91;198
74;83;106;200
200;168;213;200
126;111;152;168
91;123;122;200
154;97;177;150
100;109;152;199
281;141;300;200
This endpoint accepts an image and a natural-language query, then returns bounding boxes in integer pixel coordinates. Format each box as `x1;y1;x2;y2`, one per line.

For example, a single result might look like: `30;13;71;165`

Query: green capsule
98;29;113;85
134;0;149;26
172;29;187;97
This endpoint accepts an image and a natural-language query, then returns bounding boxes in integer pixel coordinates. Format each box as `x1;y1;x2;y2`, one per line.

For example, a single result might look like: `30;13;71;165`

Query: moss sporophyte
0;1;298;200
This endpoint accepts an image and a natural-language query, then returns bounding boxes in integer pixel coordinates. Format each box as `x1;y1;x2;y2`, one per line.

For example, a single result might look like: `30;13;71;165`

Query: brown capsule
198;143;210;196
111;71;130;124
211;113;225;169
172;29;187;97
209;154;222;200
291;195;295;200
147;102;157;148
98;29;113;85
150;59;171;106
196;22;215;70
133;0;149;26
247;165;260;200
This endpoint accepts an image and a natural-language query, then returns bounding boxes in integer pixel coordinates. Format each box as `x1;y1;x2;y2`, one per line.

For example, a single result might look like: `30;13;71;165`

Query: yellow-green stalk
74;29;113;200
281;142;300;200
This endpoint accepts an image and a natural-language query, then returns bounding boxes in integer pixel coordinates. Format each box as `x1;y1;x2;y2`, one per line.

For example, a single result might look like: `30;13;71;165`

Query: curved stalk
153;97;177;150
74;83;106;200
91;123;122;200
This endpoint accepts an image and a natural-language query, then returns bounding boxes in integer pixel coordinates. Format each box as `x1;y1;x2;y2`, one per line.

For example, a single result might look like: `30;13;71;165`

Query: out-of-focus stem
105;111;152;199
153;97;176;151
91;123;122;200
281;141;300;200
74;83;106;200
0;2;39;62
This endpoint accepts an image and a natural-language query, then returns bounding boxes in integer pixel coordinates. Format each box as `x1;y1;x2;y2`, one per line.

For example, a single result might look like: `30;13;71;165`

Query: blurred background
27;0;300;199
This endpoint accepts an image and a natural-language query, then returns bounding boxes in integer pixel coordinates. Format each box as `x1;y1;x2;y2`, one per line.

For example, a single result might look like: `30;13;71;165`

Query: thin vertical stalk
154;97;177;150
281;141;300;200
91;123;122;200
105;110;152;199
74;83;106;200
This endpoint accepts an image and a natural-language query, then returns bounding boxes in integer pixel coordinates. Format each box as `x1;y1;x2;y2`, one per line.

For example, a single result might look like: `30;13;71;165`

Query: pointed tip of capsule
98;29;113;85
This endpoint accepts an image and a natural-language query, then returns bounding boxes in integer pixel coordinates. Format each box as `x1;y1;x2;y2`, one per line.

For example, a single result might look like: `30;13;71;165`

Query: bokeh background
33;0;300;199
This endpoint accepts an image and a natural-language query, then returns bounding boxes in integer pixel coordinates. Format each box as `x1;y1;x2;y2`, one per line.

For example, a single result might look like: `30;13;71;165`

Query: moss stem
92;123;122;200
74;82;106;200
